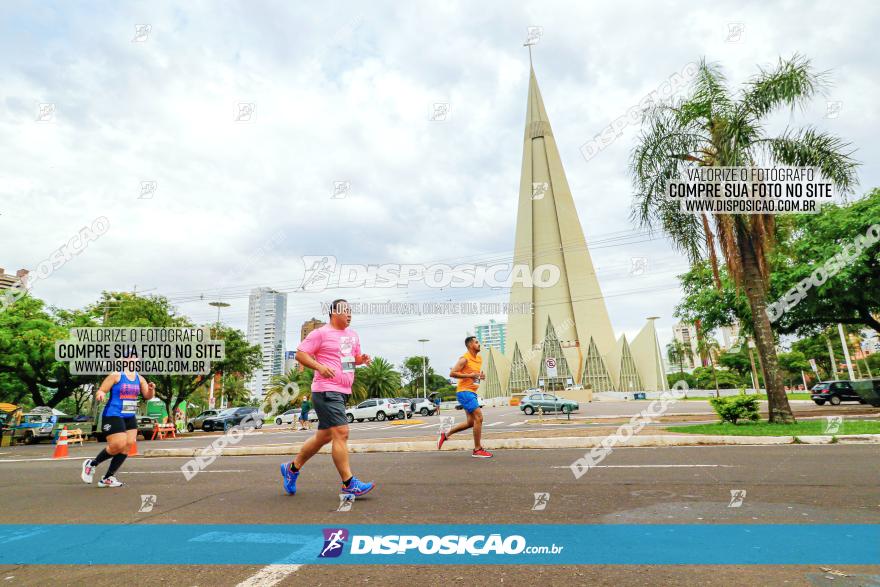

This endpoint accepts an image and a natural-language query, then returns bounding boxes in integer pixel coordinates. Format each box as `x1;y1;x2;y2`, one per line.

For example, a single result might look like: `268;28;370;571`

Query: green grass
669;393;813;401
667;419;880;436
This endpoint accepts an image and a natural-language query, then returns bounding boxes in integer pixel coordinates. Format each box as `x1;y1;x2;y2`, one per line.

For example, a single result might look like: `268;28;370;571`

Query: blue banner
1;524;877;565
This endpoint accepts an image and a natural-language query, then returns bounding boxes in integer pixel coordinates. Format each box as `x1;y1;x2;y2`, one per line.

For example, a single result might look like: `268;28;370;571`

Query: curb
141;433;880;458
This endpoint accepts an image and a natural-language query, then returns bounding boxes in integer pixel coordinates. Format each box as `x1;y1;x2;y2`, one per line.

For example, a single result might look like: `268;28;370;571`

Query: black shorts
101;415;137;436
311;392;349;429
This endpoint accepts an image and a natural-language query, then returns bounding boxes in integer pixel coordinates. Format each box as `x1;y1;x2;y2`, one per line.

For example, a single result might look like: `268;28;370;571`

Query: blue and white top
103;371;140;419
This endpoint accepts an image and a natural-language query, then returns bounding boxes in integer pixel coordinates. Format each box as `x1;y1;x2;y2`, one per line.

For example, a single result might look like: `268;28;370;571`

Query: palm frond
740;53;828;120
755;127;859;195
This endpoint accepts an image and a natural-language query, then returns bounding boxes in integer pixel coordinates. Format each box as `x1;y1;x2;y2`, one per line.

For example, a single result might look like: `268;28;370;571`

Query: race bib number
121;400;138;414
342;355;355;374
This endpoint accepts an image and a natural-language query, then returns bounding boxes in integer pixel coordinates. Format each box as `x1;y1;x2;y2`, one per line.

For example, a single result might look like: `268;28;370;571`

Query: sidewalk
143;431;880;458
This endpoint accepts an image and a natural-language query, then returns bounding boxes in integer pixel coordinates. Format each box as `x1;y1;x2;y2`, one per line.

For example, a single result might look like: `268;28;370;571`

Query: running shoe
81;459;95;484
437;431;447;450
98;476;124;488
471;448;493;458
280;462;299;495
341;476;374;497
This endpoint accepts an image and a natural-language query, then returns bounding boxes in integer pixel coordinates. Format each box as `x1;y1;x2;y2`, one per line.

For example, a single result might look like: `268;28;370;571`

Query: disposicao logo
318;528;349;558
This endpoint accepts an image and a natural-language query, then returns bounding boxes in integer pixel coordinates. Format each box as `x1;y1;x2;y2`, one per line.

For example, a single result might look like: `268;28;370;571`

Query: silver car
187;409;222;432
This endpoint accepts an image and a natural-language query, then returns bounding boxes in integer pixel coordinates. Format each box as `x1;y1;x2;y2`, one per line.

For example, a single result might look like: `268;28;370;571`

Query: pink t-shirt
297;324;362;394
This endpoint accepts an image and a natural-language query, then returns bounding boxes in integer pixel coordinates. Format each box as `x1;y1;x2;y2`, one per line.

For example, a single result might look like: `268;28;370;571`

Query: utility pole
838;323;855;380
419;338;430;399
826;335;839;379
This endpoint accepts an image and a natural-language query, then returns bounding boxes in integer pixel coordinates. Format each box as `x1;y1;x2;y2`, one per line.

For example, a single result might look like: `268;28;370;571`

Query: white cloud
1;1;877;371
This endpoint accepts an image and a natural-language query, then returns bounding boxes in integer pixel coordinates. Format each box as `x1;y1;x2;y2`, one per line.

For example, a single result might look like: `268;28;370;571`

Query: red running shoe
437;431;447;450
472;448;493;458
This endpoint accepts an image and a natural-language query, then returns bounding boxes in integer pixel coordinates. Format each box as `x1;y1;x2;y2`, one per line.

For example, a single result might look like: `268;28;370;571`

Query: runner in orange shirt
437;336;492;458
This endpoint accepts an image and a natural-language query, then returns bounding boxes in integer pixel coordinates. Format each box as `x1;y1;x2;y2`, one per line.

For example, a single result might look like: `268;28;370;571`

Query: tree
675;262;751;335
263;369;312;416
94;292;262;418
777;351;811;388
0;296;96;408
696;336;722;397
400;356;433;395
691;366;743;389
666;340;690;375
631;55;858;423
353;357;401;401
769;188;880;335
718;345;753;381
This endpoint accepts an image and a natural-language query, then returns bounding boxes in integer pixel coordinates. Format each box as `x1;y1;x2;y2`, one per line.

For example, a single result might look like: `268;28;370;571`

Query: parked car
202;407;264;431
188;409;222;432
519;392;579;415
13;412;56;444
345;398;410;422
410;397;437;416
811;381;867;405
137;416;159;440
851;378;880;407
275;409;299;425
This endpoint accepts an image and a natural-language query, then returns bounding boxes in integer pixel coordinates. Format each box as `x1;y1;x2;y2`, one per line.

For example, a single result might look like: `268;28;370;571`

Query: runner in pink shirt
280;299;375;497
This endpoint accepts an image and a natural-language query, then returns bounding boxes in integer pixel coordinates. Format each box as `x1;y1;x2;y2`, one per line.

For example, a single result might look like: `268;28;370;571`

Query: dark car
811;380;866;405
137;416;159;440
202;407;264;431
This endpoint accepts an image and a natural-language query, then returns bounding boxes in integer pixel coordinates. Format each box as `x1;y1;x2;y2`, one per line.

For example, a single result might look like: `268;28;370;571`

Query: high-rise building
284;351;298;374
475;319;507;354
718;323;741;351
671;322;703;371
301;317;326;341
246;287;287;399
483;59;666;399
0;267;29;290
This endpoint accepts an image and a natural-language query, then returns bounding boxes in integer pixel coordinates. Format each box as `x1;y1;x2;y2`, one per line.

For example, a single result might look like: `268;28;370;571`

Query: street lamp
418;338;430;399
208;301;231;410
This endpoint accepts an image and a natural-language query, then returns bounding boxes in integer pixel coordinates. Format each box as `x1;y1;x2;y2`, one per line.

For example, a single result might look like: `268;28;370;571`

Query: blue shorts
456;391;480;414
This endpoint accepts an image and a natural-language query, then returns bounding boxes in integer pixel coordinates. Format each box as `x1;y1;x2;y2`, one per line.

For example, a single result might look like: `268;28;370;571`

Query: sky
2;0;878;375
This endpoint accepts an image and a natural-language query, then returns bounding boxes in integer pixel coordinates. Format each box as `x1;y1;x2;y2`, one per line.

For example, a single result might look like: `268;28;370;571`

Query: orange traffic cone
128;436;138;456
53;426;69;459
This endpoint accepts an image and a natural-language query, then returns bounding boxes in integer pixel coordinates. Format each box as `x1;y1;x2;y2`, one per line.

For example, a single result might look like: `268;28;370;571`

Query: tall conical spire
506;60;619;389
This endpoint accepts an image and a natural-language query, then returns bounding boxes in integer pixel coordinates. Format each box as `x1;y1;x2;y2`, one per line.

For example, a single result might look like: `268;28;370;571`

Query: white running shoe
81;459;95;484
98;476;124;488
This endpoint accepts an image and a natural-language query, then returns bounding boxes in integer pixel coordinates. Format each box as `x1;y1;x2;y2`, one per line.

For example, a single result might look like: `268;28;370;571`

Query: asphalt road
1;443;878;586
4;401;876;459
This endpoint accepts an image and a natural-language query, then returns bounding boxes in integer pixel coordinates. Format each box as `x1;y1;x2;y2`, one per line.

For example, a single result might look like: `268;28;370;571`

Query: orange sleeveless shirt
456;352;483;392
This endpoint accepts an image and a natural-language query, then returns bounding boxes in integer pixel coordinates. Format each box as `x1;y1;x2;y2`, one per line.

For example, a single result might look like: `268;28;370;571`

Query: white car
410;397;438;416
274;409;298;425
345;398;411;422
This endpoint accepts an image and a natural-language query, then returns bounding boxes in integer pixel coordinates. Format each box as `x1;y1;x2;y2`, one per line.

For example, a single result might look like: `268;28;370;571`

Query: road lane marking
0;457;83;463
485;422;504;427
550;464;736;468
121;469;248;474
236;564;302;587
508;421;526;426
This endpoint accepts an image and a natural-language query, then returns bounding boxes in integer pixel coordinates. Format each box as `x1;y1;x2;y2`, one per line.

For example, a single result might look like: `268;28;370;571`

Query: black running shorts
311;391;349;429
101;415;138;436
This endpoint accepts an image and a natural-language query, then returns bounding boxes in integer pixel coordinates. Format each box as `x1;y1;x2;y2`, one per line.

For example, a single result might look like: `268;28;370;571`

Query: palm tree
220;373;250;406
263;368;312;415
696;336;722;398
631;55;858;423
666;340;690;376
352;357;401;402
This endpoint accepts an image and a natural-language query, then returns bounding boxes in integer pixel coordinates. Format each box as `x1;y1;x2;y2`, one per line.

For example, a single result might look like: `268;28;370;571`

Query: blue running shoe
280;462;299;495
341;476;375;497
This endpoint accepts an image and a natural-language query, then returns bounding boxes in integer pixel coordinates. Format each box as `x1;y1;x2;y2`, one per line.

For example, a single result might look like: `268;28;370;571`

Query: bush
709;395;760;424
